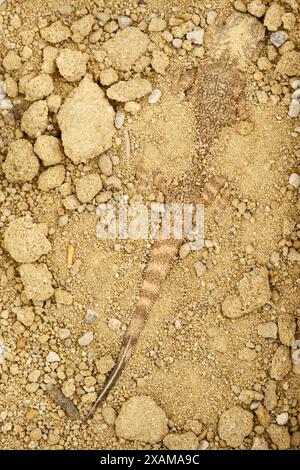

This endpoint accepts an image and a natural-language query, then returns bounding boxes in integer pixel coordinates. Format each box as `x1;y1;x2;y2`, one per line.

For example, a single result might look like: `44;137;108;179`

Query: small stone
41;21;71;44
252;437;269;450
288;99;300;118
99;68;119;87
270;346;292;380
78;332;94;347
206;11;218;25
222;295;243;318
124;101;141;114
198;439;209;450
194;261;206;277
55;288;73;305
218;406;253;448
30;428;42;441
163;432;198;450
96;355;115;374
85;309;98;324
98;154;113;176
276;412;289;426
56;49;88;82
264;380;277;411
264;4;284;32
270;31;288;48
75;173;102;203
63;195;80;211
107;78;152;102
46;351;61;363
102;406;117;425
3;51;22;71
38;165;65;191
3;139;39;183
247;0;266;18
148;89;161;104
115;111;125;129
151;50;169;74
71;14;94;42
58;328;71;340
238;267;271;313
288;173;300;188
115;396;168;444
257;322;277;339
172;38;183;48
282;12;296;31
25;74;54;102
21;100;48;138
19;263;54;301
148;17;167;32
16;307;35;327
277;314;296;346
47;94;62;113
276;51;300;76
117;16;132;29
4;219;51;263
103;27;149;71
255;405;271;427
58;78;115;164
186;28;204;45
62;379;75;397
34;135;64;166
267;424;290;450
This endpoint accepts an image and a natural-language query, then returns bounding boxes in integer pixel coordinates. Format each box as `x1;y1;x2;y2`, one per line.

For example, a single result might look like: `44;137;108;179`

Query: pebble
46;351;61;363
218;406;253;448
288;173;300;188
115;111;125;129
270;31;288;48
115;396;168;444
257;322;277;339
206;10;217;25
85;309;98;324
288;99;300;118
276;412;289;426
186;28;204;45
194;261;207;277
198;439;209;450
117;16;133;29
148;88;161;104
291;79;300;90
172;38;182;48
78;332;94;346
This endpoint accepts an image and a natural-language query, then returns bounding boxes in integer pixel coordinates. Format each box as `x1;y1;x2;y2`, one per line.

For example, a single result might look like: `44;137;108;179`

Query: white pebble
46;351;61;362
289;173;300;188
148;89;161;104
206;10;217;25
186;27;204;45
288;99;300;118
85;309;98;324
198;439;209;450
194;261;207;277
117;16;132;29
172;38;182;48
78;332;94;346
291;349;300;365
108;318;121;330
276;412;289;426
291;79;300;90
270;31;288;48
115;111;125;129
292;89;300;100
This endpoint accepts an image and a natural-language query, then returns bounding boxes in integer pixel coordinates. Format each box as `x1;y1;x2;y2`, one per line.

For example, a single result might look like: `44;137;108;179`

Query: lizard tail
84;239;182;421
